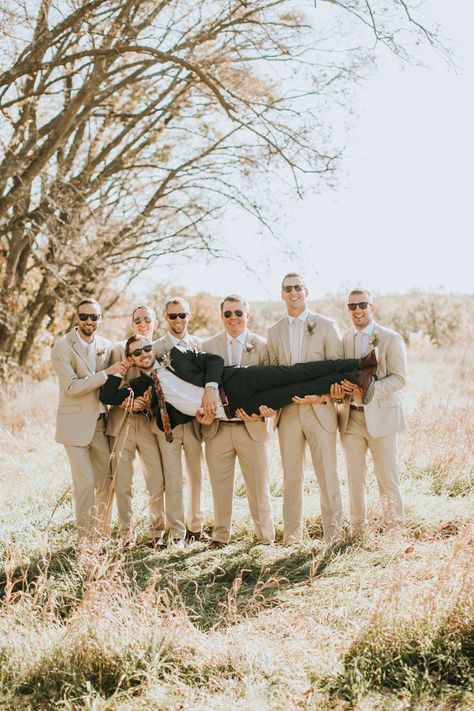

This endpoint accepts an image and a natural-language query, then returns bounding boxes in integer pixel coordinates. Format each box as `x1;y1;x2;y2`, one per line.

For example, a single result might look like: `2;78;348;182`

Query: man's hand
235;408;262;422
201;386;217;416
195;410;216;425
259;405;277;418
106;360;128;377
340;379;362;396
292;394;329;405
330;383;345;402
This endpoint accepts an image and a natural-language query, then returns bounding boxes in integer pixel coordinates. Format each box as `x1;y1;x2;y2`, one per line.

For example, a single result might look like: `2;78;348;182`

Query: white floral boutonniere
96;347;106;358
160;352;174;371
244;340;255;354
368;333;378;349
306;319;316;336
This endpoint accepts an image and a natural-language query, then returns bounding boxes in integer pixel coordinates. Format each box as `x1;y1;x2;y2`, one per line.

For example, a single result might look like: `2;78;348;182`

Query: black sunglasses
223;309;244;318
129;344;153;357
347;302;371;311
167;312;188;320
78;313;101;322
282;284;304;293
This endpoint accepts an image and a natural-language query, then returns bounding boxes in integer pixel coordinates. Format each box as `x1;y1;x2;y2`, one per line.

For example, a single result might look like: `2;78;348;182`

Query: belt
350;404;365;412
220;420;244;425
218;385;232;419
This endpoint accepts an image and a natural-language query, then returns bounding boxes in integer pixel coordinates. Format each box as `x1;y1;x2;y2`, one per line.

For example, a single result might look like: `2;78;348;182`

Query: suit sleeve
51;341;107;396
194;350;225;383
324;320;343;360
266;328;279;365
373;334;407;399
100;374;152;405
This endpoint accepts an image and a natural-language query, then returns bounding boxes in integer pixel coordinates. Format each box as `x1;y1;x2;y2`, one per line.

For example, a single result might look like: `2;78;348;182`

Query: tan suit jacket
153;332;202;358
267;311;342;432
201;330;270;442
338;323;407;438
51;329;112;447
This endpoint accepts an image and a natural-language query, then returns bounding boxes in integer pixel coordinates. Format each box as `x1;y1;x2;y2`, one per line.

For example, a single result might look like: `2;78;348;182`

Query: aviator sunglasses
129;344;153;357
133;316;153;324
282;284;304;293
167;312;188;320
78;313;101;321
223;309;244;318
347;302;371;311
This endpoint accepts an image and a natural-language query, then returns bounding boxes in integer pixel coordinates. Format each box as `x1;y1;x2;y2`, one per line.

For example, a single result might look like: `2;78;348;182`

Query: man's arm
372;334;407;399
51;342;125;397
190;349;225;383
100;373;151;405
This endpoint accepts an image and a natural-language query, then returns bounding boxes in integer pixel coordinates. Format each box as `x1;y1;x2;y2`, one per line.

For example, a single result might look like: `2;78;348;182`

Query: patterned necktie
149;370;173;443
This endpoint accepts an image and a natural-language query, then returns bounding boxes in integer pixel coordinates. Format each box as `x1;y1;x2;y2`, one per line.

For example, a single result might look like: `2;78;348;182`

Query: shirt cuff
205;382;218;389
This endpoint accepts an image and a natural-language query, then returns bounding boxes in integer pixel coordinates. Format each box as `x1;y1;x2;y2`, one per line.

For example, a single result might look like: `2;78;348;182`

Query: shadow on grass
123;534;359;630
0;531;360;630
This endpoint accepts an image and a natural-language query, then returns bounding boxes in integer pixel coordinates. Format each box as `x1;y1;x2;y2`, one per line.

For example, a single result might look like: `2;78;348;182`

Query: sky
132;0;473;303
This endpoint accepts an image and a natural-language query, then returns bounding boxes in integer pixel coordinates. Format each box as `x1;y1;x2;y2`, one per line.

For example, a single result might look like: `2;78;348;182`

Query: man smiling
51;299;126;544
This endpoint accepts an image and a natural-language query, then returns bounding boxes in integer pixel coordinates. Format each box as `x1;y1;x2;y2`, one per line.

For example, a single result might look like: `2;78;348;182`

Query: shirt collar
288;309;308;325
226;329;248;345
168;333;189;347
352;321;375;337
75;327;95;349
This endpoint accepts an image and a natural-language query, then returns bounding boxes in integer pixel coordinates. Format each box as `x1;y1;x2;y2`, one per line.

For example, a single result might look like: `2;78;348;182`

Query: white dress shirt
287;310;308;365
352;322;375;358
154;364;227;419
168;333;190;349
226;330;248;367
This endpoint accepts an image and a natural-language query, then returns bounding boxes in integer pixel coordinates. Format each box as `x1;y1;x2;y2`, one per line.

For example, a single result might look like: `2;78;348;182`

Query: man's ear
370;303;377;316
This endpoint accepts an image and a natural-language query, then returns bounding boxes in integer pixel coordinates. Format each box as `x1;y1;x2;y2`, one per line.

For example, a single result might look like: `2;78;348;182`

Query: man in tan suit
153;296;206;542
107;306;165;546
51;299;126;543
331;288;406;531
202;295;275;547
267;273;343;544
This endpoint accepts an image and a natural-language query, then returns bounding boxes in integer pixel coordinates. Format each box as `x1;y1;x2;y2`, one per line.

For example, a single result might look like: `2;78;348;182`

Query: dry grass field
0;342;472;710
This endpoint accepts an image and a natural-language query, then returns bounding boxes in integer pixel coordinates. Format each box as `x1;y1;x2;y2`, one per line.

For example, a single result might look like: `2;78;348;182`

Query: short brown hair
164;296;190;313
281;272;305;289
131;305;156;321
77;298;101;312
125;334;151;356
347;287;373;303
220;294;249;313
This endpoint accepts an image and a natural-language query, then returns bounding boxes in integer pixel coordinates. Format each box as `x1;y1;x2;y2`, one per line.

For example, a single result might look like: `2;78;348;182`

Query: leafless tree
0;0;441;368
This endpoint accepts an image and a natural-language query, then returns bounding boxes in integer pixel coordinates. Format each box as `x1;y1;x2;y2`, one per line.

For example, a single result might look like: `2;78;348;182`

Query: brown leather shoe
356;367;375;404
358;348;378;370
209;540;226;550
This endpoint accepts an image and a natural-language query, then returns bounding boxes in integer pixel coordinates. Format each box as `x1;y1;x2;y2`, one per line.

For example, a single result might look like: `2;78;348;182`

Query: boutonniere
244;340;255;354
96;347;106;358
160;352;175;371
368;333;378;349
306;320;316;335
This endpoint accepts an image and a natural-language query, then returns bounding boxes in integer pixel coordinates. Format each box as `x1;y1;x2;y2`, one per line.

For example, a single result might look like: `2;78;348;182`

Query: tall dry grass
0;342;473;709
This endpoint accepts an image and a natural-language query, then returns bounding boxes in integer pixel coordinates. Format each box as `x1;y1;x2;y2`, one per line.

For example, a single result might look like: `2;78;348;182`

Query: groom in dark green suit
100;336;376;431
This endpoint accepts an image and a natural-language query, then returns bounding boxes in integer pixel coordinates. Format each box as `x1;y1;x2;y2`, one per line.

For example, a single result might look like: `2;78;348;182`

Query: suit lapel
69;331;94;374
281;319;291;364
301;313;313;362
345;330;355;359
240;331;254;366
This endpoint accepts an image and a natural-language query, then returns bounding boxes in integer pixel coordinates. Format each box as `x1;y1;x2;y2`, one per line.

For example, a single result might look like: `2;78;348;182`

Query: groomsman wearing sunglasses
330;288;406;532
107;306;165;546
201;295;275;548
267;273;343;544
51;299;127;544
152;297;206;544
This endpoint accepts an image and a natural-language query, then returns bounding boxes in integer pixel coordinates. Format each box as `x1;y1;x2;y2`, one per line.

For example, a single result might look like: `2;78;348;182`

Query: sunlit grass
0;344;473;708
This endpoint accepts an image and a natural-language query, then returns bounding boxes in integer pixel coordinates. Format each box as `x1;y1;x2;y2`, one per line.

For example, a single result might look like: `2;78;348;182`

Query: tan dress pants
112;413;164;535
278;402;342;543
64;415;112;540
205;422;275;544
341;410;404;528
